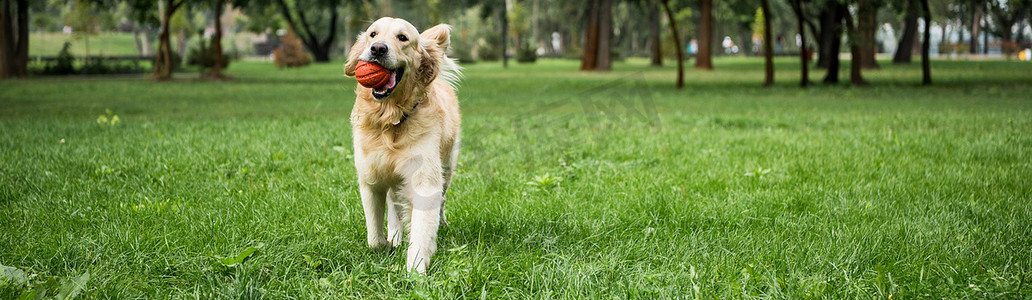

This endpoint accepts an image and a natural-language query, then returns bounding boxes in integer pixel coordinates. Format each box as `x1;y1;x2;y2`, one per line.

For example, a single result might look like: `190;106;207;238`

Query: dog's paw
406;250;431;275
388;231;403;248
406;258;429;275
367;236;391;252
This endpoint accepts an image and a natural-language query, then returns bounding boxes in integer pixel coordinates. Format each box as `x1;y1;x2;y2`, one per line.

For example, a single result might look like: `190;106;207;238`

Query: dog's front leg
360;183;389;250
404;158;444;274
386;188;405;248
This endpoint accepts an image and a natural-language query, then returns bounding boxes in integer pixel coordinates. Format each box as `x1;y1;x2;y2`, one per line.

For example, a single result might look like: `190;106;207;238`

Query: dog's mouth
372;67;404;100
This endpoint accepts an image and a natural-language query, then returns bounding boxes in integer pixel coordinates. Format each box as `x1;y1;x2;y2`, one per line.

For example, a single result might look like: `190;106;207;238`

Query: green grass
2;57;1031;298
29;32;145;57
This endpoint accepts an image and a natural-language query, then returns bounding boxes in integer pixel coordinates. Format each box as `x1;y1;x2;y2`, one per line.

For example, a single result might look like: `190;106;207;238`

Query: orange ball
355;61;391;89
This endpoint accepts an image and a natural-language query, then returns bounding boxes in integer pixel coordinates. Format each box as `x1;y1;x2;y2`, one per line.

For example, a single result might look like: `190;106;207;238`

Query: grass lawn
29;32;144;57
1;57;1030;298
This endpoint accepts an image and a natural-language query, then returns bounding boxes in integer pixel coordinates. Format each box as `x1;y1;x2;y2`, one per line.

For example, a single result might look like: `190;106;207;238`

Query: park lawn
29;32;144;57
1;57;1030;298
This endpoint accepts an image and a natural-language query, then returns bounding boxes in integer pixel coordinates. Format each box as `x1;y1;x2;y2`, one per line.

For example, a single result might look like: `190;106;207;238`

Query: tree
581;0;613;71
855;0;879;69
136;0;188;81
893;0;919;63
817;1;844;83
760;0;774;87
842;1;868;86
501;0;509;68
0;0;29;79
63;0;100;62
203;0;241;79
969;0;985;54
921;0;931;84
648;0;662;66
660;0;683;88
271;0;340;62
790;0;809;87
987;0;1030;58
209;0;227;79
695;0;713;70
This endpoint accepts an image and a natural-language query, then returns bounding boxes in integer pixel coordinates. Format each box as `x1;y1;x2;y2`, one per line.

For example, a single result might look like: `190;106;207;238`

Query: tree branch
294;4;322;48
322;7;338;48
274;0;317;48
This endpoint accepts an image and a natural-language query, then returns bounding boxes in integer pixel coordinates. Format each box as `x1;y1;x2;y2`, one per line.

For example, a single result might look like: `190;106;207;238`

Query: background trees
7;0;1030;86
0;0;30;79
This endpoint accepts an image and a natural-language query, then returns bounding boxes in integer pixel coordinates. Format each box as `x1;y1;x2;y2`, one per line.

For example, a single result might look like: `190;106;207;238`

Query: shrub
516;40;537;63
273;27;310;68
476;32;502;61
187;38;231;70
45;42;76;75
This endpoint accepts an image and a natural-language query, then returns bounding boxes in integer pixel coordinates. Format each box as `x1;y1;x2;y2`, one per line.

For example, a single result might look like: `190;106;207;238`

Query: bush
187;38;231;70
33;41;147;75
476;32;502;61
80;58;145;75
44;42;76;75
273;27;310;68
516;41;537;63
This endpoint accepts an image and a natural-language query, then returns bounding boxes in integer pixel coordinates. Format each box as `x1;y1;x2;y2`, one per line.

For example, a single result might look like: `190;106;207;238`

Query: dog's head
345;17;451;101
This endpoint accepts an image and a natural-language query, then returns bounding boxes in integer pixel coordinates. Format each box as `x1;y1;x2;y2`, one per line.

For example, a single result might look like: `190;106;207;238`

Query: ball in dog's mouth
372;67;404;100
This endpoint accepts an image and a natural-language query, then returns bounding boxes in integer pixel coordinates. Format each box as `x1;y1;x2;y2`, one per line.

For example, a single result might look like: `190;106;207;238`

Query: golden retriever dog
343;17;461;274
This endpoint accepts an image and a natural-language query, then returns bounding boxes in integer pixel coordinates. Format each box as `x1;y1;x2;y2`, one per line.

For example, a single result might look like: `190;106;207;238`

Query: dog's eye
397;34;408;42
370;32;377;38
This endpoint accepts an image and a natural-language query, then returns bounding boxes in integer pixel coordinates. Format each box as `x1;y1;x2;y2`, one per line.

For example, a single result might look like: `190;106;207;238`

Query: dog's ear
416;46;440;86
416;24;450;86
420;24;452;52
343;35;366;77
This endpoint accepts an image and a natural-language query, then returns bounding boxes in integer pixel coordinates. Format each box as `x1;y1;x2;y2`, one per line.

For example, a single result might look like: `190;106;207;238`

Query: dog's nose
370;42;388;57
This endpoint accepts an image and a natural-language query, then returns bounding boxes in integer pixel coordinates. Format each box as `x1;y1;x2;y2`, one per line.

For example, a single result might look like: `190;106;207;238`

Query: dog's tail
439;55;463;91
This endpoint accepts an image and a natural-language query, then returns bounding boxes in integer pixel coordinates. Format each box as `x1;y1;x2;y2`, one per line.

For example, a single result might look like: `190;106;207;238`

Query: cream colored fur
344;17;461;274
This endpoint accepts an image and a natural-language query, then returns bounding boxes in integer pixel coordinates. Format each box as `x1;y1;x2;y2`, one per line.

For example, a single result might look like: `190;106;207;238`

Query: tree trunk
921;0;931;84
816;2;843;70
14;0;26;76
133;25;144;56
154;0;180;81
660;0;683;88
821;1;844;83
843;5;868;86
581;0;599;71
176;30;187;58
761;0;774;87
274;0;337;63
1;0;28;79
695;0;713;70
0;0;12;79
207;0;226;79
595;0;612;71
857;0;879;69
501;4;509;68
648;0;662;66
791;0;809;87
893;0;918;63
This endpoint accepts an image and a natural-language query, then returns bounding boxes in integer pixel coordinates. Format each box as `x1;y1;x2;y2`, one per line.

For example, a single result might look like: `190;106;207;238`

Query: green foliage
1;58;1031;297
213;244;264;274
187;39;231;70
0;267;89;300
34;42;148;76
43;42;77;75
516;40;537;63
96;109;119;126
751;8;765;39
475;31;502;61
